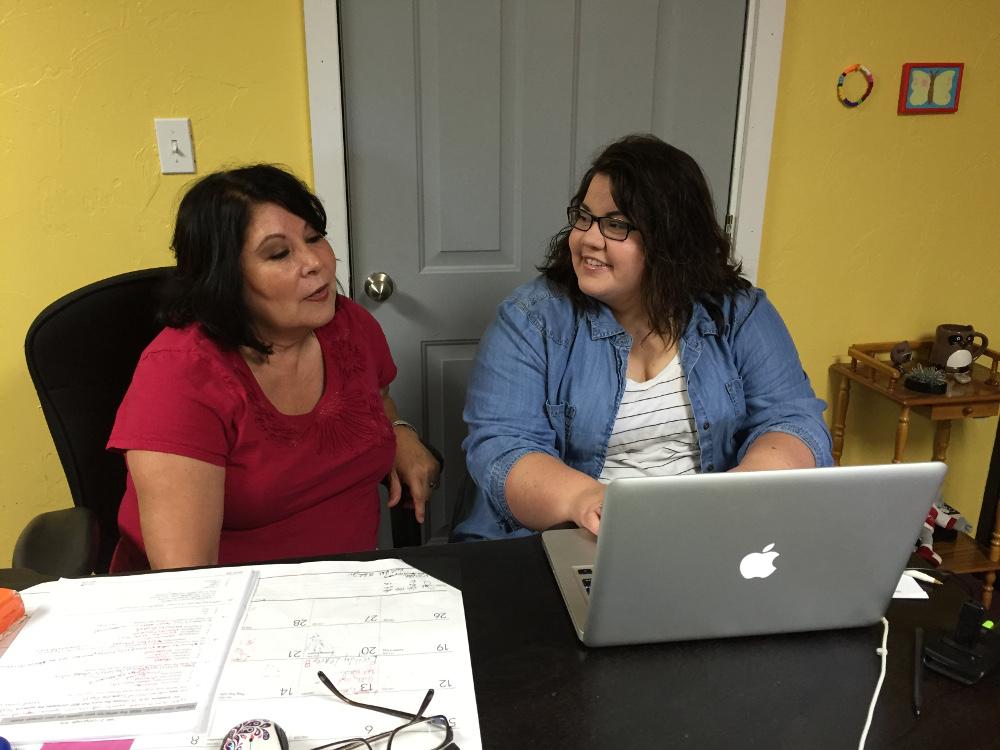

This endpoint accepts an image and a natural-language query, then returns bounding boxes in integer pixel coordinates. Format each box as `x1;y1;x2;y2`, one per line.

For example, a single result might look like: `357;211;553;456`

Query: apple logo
739;543;780;580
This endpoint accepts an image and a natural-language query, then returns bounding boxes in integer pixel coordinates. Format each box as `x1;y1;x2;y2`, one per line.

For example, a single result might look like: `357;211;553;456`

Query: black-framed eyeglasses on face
309;670;457;750
567;206;637;241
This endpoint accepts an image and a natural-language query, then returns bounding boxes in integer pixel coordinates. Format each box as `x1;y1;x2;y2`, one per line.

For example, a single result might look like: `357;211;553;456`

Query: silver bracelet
392;419;419;434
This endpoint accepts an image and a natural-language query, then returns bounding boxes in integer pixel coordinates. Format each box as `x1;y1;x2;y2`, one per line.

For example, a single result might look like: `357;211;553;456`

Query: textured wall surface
760;1;1000;527
2;0;999;564
0;0;313;561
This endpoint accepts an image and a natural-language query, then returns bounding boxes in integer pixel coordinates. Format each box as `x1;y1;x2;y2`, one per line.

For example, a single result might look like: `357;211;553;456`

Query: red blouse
107;295;396;571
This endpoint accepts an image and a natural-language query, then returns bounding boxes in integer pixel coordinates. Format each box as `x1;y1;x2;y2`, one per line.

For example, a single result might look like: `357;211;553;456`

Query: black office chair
13;267;433;577
15;268;169;576
449;464;478;539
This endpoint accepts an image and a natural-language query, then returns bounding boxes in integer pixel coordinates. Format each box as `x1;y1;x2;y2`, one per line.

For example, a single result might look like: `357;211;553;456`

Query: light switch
154;118;197;174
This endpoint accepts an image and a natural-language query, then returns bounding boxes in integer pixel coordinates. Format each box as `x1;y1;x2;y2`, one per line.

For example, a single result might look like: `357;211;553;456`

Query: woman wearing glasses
455;134;832;540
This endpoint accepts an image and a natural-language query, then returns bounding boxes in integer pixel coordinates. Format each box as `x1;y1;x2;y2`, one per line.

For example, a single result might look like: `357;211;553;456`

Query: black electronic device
922;601;1000;685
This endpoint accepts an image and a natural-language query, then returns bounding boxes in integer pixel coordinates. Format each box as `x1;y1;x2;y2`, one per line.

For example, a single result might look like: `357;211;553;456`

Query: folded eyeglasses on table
221;670;458;750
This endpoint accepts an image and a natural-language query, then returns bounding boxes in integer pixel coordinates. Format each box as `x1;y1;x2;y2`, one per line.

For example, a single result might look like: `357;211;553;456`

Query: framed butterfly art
897;62;964;114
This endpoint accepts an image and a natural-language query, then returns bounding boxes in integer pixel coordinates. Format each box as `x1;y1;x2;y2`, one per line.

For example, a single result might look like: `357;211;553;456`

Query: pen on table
904;570;943;585
913;627;924;718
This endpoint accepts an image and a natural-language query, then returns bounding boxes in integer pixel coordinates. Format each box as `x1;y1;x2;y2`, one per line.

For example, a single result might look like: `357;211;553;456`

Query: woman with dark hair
455;134;831;540
107;164;440;571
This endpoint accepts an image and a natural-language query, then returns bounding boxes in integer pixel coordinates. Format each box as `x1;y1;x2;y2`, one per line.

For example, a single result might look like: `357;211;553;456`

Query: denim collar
584;299;720;342
584;305;626;340
687;302;721;338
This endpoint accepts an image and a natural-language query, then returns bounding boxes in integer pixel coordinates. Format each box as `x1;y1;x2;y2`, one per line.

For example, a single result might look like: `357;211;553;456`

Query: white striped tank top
599;354;701;483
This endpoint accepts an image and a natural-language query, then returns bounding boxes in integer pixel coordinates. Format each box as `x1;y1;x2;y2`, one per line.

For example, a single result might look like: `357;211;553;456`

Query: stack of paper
0;568;257;742
0;560;483;750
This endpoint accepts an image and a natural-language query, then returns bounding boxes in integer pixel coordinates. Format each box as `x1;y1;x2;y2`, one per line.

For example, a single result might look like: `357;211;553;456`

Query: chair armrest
0;567;56;591
12;506;98;577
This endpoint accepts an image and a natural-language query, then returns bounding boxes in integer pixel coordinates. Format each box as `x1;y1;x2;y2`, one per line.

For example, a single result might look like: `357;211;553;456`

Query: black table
335;536;999;750
4;538;998;749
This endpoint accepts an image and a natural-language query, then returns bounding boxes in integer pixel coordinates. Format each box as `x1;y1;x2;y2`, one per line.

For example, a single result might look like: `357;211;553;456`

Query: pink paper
42;741;134;750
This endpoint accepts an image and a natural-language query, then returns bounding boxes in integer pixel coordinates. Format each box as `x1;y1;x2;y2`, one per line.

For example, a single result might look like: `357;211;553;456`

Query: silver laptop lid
577;462;946;646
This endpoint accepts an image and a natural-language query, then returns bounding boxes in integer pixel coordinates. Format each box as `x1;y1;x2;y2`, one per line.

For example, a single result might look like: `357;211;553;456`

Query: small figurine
889;341;913;369
915;498;974;567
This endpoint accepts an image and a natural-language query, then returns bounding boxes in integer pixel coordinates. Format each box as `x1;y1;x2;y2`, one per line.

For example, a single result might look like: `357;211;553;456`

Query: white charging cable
857;616;890;749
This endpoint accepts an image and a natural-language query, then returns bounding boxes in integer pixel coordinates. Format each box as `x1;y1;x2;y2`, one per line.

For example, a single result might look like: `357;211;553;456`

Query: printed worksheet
133;559;482;750
0;568;257;742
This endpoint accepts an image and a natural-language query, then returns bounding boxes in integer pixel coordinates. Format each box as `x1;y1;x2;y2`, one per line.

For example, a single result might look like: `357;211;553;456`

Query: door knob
364;272;395;302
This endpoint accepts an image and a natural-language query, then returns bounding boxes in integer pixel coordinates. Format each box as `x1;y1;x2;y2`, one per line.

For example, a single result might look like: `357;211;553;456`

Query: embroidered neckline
231;312;393;452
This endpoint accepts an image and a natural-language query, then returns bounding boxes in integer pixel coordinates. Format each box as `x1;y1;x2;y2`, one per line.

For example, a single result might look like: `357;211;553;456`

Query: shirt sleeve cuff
487;446;557;530
738;423;834;468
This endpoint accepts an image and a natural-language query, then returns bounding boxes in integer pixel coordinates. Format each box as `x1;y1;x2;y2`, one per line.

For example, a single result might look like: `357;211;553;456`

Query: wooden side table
829;340;1000;607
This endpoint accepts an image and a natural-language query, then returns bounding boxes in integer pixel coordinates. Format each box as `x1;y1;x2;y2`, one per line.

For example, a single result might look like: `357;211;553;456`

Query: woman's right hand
505;453;607;534
571;484;607;535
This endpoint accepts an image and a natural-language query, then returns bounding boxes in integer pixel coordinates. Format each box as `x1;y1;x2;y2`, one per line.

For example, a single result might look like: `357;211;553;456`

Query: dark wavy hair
539;134;748;343
160;164;327;355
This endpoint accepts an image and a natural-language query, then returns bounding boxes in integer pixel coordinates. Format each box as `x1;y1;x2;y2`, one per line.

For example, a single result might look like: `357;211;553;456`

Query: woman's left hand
387;426;442;523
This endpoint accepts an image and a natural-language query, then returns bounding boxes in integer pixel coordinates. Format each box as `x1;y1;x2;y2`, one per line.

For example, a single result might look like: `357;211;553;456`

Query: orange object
0;588;25;634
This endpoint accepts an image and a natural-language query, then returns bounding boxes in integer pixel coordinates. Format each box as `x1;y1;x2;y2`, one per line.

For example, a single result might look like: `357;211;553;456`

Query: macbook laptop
542;462;947;647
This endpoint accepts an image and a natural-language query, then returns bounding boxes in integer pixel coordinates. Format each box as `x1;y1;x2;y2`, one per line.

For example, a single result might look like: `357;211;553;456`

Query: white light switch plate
154;118;196;174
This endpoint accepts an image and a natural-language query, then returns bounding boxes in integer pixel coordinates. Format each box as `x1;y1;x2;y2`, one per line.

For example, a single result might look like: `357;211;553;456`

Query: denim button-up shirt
455;276;833;541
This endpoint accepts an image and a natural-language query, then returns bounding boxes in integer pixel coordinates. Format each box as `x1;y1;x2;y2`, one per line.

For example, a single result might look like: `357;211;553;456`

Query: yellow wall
0;1;313;561
760;1;1000;529
3;1;999;564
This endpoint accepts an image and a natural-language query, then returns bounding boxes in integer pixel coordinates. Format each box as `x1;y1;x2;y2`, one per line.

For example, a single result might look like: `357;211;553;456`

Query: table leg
976;503;1000;611
893;406;910;463
991;516;1000;564
982;570;995;610
932;420;952;462
832;376;851;467
985;512;1000;611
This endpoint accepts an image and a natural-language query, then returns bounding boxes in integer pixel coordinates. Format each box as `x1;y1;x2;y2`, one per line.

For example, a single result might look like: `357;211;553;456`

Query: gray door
339;0;746;543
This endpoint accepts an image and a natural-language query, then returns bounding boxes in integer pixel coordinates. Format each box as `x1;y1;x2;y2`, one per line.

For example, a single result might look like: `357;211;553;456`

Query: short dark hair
161;164;327;355
539;134;748;343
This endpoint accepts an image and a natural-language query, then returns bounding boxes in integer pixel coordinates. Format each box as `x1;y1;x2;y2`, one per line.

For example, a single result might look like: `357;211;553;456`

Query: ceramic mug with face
928;324;988;374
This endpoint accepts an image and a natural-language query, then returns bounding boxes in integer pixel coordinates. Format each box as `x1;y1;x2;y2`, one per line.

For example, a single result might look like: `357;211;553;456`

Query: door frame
303;0;787;290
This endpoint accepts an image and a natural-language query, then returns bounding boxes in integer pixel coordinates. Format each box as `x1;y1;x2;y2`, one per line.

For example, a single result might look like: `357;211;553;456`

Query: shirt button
706;463;715;472
702;421;711;430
